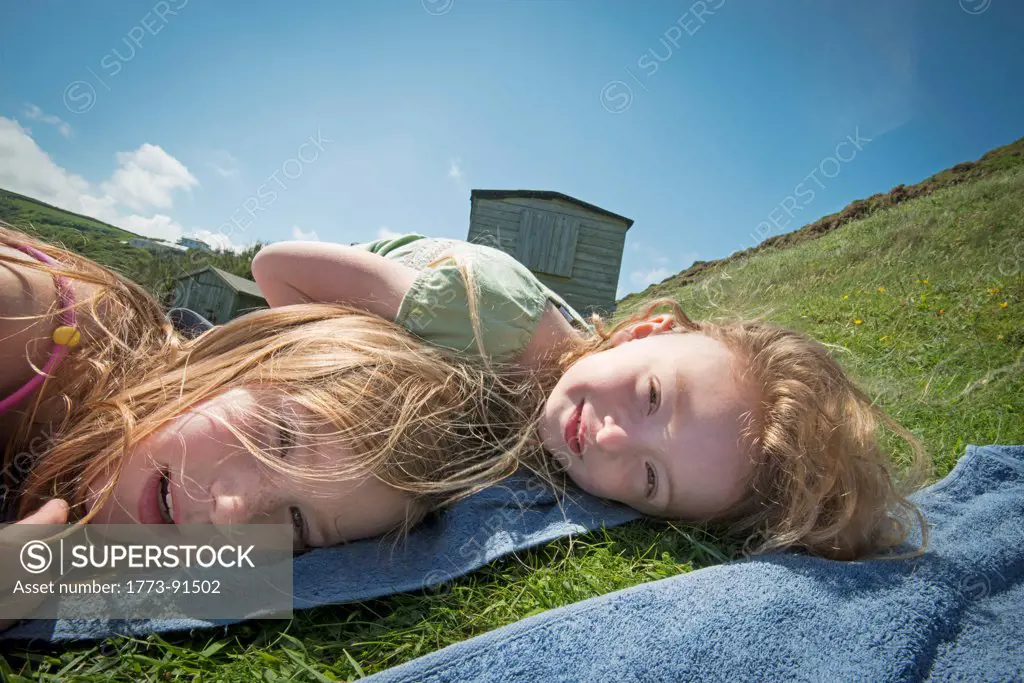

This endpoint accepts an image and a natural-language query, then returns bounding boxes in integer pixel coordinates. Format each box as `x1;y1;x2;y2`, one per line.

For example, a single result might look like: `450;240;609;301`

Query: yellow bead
53;325;81;348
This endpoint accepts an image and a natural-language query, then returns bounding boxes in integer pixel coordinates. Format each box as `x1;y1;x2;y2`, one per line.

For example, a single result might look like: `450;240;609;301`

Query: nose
209;476;274;526
210;487;251;525
593;415;630;453
587;416;639;501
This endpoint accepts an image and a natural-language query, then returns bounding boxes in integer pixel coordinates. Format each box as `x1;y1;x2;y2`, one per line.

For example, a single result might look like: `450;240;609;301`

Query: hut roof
470;189;634;229
176;265;266;299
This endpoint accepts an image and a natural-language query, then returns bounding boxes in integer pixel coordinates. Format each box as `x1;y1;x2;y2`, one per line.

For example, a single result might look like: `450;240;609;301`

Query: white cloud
206;149;240;180
617;248;700;298
119;214;185;243
185;228;250;254
448;158;468;195
100;143;198;212
618;268;672;301
23;103;71;138
291;225;319;241
0;117;96;216
630;267;672;288
377;225;401;239
0;116;243;249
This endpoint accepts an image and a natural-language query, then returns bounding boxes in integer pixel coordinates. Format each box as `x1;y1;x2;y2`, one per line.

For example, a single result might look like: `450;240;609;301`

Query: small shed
467;189;633;316
172;265;267;324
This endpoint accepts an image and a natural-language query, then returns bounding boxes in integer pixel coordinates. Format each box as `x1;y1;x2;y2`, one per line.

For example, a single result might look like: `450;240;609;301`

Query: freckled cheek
566;467;594;495
567;464;616;500
209;447;277;494
169;430;277;508
81;468;132;523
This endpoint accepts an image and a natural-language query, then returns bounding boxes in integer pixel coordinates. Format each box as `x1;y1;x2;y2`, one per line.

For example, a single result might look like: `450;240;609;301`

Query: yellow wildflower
853;319;863;325
923;279;929;285
1000;301;1009;308
989;287;1001;295
877;287;886;293
841;294;849;300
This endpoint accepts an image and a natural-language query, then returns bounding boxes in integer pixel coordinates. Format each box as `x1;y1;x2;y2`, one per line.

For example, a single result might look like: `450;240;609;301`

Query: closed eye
277;421;295;454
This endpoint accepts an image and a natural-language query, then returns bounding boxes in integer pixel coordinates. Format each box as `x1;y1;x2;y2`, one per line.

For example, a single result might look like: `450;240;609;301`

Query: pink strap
0;243;78;415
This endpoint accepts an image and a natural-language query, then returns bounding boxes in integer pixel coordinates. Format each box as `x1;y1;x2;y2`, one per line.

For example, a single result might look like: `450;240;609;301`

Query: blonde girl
254;233;931;561
0;223;553;542
1;224;929;568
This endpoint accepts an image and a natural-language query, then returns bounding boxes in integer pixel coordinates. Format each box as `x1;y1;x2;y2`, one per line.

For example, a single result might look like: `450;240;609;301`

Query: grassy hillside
2;141;1023;680
622;135;1024;306
0;189;263;302
0;189;151;275
618;162;1023;478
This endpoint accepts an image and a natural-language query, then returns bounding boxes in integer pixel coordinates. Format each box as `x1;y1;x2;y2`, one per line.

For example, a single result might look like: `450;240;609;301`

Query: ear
609;315;676;347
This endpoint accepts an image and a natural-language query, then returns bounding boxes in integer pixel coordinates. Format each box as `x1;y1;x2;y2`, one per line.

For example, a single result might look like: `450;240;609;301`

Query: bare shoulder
0;245;61;390
0;243;55;309
514;300;584;370
0;245;107;407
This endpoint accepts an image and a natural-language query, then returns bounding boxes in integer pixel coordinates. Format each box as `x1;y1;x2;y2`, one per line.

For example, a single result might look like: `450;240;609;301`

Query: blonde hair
552;297;931;561
3;223;930;560
415;246;930;560
1;220;181;505
1;223;557;535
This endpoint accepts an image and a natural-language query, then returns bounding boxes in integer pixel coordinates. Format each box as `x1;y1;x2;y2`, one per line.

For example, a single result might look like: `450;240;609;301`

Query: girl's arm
250;241;419;322
514;303;585;368
250;240;583;370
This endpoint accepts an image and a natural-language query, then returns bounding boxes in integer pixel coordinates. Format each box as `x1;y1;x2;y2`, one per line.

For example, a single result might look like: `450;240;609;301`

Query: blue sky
1;0;1022;299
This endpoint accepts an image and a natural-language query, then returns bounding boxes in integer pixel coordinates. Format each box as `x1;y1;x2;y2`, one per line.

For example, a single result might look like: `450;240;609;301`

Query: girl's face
82;387;413;549
538;320;756;519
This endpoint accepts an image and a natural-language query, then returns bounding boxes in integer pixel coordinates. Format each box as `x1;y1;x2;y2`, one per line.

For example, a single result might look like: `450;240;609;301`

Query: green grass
2;157;1023;680
618;167;1023;476
0;188;265;301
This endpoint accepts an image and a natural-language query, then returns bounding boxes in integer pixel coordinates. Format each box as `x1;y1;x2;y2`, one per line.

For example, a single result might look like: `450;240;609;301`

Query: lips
139;470;163;524
138;468;175;524
564;400;585;456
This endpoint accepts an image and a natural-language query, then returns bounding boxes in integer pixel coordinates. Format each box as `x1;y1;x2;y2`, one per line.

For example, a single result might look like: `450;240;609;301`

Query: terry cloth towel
0;474;641;642
363;443;1024;683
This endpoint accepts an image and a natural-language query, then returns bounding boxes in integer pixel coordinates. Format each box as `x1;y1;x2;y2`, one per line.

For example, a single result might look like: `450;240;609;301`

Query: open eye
645;462;658;500
647;377;660;416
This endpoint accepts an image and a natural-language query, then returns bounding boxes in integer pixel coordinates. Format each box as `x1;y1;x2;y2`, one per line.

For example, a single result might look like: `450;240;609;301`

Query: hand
0;498;69;633
14;498;69;524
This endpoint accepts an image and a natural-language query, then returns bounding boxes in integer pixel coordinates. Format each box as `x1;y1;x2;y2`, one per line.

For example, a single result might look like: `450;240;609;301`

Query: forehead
631;331;738;371
611;331;752;423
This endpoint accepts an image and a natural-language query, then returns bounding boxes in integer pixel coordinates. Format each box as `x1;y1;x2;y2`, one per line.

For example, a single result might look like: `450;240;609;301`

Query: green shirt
353;233;593;362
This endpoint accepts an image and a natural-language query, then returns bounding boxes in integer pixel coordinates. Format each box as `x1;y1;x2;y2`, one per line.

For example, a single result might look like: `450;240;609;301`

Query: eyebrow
303;437;331;548
309;431;365;549
672;366;686;426
661;457;675;516
278;401;330;549
663;366;685;514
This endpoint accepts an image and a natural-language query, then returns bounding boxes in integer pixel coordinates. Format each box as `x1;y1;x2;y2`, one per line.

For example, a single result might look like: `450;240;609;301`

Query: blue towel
356;444;1024;682
1;473;640;642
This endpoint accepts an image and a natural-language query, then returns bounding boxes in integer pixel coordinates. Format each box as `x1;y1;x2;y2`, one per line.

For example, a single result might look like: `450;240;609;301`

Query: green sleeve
351;233;427;256
394;245;550;362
